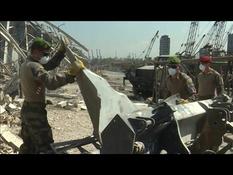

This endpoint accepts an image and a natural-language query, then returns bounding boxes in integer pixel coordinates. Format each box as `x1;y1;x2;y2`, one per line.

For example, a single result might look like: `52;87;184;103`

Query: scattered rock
5;103;17;113
80;104;87;110
13;97;24;107
57;101;67;108
46;99;53;105
0;105;6;114
71;100;79;108
4;94;12;104
0;88;4;105
0;130;23;151
64;103;74;110
78;100;85;104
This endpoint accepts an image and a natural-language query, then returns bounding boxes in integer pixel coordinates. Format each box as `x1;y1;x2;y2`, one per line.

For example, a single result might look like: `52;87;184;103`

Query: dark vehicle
124;65;155;98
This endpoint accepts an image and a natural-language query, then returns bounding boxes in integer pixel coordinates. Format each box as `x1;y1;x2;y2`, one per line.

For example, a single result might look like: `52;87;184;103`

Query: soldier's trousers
19;104;54;154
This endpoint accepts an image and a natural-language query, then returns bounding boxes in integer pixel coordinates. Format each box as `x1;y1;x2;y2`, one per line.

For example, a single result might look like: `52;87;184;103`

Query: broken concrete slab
4;94;12;104
80;104;87;110
64;103;74;110
57;101;67;108
0;124;8;134
13;97;24;107
72;100;79;108
0;130;23;150
0;88;4;105
0;105;6;114
5;103;17;113
78;100;85;104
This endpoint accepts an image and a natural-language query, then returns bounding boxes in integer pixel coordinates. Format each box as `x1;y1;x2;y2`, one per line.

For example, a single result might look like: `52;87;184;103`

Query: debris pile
0;87;23;154
55;99;87;111
0;125;22;154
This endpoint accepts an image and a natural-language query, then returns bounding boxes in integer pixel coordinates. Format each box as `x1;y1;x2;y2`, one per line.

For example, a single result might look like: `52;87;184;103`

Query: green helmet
168;56;181;65
31;37;51;51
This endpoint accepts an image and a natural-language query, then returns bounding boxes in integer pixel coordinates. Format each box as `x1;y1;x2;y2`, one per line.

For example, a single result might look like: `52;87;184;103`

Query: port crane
220;23;233;51
183;21;199;57
141;30;159;59
212;21;227;51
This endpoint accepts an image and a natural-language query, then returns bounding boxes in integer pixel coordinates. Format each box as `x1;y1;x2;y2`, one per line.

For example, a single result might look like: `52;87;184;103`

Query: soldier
19;37;84;154
197;56;224;100
165;56;196;100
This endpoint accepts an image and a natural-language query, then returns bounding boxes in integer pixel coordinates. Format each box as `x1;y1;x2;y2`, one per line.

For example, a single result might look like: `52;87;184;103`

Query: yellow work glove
176;99;189;105
67;60;85;76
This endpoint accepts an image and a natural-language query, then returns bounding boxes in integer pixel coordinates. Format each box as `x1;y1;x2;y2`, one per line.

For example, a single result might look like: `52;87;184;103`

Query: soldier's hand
67;60;85;76
176;99;189;105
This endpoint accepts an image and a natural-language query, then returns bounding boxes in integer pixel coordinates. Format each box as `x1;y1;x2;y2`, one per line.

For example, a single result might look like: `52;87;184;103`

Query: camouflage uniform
19;56;75;154
197;68;224;100
165;72;196;99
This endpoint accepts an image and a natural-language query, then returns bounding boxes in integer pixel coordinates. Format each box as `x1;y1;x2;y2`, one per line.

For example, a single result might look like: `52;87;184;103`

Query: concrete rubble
56;99;87;111
0;125;22;153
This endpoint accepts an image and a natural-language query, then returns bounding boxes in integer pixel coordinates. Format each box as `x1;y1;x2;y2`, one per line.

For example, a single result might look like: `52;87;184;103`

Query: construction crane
200;21;219;49
144;30;159;59
98;49;102;59
220;23;233;51
192;34;206;56
212;21;227;51
183;21;199;57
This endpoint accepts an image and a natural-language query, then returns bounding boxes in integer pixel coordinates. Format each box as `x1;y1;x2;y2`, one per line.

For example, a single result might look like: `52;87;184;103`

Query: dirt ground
0;70;133;154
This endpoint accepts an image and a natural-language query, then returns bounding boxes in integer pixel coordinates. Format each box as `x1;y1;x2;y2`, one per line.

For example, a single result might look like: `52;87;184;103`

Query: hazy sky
52;21;233;58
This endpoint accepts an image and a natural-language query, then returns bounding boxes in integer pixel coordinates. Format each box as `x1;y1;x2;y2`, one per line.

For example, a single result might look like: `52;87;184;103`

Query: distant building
159;35;170;56
227;34;233;55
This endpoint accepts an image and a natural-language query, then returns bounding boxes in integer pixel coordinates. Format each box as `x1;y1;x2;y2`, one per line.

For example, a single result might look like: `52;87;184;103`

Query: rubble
0;130;23;151
80;105;87;110
0;88;4;105
0;139;14;154
5;103;18;113
57;101;67;108
64;102;75;110
0;105;6;114
0;125;21;154
13;96;24;107
3;75;19;98
46;93;78;99
4;94;12;104
56;99;81;110
72;100;79;108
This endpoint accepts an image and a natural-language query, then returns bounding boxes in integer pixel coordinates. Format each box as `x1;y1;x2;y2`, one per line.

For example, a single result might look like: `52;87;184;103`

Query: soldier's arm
185;75;197;95
215;74;224;95
31;63;75;90
163;80;171;99
43;51;65;71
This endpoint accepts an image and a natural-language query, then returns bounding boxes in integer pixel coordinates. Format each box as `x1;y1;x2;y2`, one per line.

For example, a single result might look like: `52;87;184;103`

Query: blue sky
52;21;233;58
